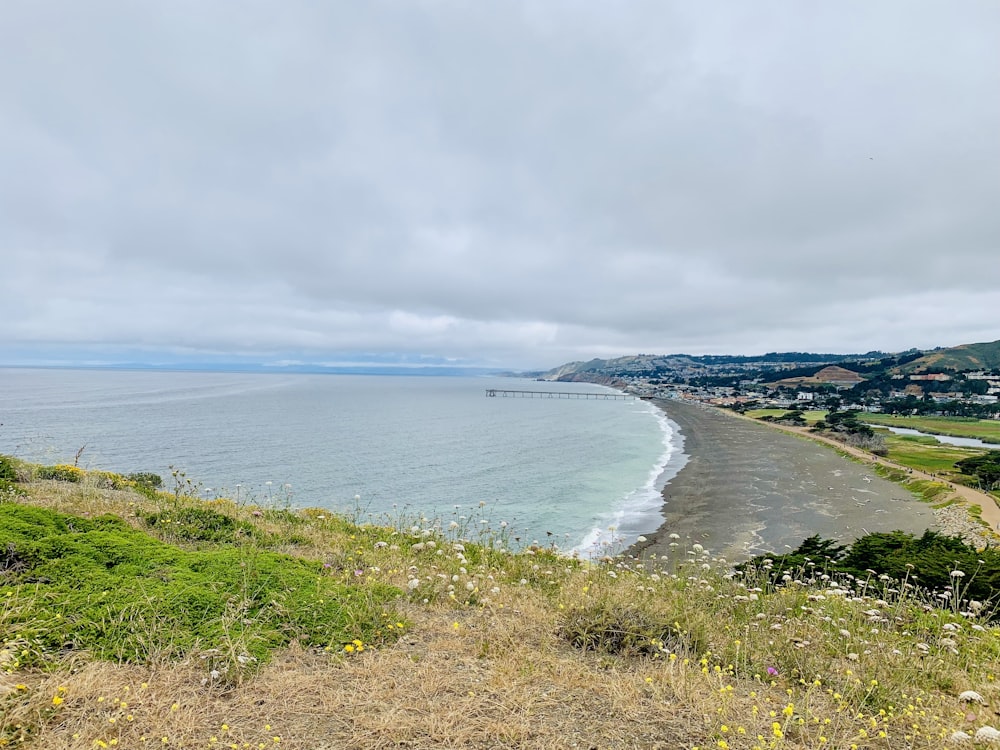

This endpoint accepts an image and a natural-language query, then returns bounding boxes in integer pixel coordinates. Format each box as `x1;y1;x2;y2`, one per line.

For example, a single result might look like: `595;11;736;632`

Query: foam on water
572;401;688;557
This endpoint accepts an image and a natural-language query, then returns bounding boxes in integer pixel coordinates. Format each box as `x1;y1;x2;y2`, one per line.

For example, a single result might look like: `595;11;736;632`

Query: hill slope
897;339;1000;373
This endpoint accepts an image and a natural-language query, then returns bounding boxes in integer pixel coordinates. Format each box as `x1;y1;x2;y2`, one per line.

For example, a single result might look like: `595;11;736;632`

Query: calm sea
0;369;683;555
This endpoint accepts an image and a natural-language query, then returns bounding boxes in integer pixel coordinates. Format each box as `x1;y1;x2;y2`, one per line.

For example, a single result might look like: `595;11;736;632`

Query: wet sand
629;399;936;564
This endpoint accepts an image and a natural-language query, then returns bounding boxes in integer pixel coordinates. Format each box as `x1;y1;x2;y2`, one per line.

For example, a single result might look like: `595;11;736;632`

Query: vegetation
0;456;18;495
0;504;400;672
895;340;1000;374
739;531;1000;619
956;451;1000;492
3;457;1000;748
861;413;1000;443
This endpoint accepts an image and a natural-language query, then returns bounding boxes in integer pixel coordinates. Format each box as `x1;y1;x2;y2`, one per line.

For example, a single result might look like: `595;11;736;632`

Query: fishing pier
485;389;634;400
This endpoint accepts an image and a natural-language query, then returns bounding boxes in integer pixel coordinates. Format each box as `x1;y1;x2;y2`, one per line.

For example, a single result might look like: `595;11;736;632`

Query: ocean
0;368;683;555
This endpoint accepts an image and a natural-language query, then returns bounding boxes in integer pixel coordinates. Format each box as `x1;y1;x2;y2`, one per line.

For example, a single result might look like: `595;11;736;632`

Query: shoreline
628;398;970;564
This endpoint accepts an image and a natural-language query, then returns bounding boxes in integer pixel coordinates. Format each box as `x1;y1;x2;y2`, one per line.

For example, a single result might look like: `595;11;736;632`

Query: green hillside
897;339;1000;374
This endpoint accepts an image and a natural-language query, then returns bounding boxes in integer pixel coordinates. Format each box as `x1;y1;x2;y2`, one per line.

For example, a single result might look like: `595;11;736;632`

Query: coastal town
538;342;1000;418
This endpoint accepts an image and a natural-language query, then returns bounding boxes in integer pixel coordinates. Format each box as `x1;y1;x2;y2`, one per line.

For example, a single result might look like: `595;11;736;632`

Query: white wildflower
975;726;1000;743
959;690;986;704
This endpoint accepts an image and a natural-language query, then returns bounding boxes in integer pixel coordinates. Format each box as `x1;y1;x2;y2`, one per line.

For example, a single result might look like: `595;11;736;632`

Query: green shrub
36;464;86;483
141;505;261;544
126;472;162;488
0;455;18;494
738;531;1000;617
0;503;403;673
559;601;702;657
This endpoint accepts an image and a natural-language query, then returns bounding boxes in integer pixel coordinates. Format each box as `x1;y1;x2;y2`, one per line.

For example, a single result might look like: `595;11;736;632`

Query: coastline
629;398;943;564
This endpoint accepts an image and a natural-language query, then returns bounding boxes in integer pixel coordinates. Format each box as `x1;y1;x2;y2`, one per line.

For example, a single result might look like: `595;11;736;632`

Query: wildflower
975;726;1000;743
951;570;966;578
767;667;778;676
959;690;986;704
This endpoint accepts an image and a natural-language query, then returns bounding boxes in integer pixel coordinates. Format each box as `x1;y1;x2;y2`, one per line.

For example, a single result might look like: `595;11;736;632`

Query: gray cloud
2;0;998;369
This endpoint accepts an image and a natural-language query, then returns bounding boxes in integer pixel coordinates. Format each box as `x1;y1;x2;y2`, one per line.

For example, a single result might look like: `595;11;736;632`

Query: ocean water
0;369;682;555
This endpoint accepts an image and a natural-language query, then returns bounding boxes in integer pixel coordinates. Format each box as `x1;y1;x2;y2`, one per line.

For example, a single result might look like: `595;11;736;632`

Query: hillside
772;365;865;387
540;340;1000;386
2;459;1000;748
897;339;1000;374
540;352;868;383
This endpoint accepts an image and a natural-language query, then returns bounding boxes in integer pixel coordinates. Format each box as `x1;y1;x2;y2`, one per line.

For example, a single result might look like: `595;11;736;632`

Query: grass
744;409;828;425
2;459;1000;748
880;434;981;479
862;414;1000;443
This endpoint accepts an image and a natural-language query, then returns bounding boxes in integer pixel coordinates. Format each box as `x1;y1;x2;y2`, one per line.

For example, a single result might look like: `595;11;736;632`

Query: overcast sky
2;1;998;370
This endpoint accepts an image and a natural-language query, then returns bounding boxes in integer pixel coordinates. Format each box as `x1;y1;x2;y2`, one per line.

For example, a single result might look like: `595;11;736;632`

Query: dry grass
3;471;1000;749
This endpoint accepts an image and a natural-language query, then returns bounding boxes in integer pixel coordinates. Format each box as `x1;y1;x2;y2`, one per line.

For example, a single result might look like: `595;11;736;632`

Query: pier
485;389;633;400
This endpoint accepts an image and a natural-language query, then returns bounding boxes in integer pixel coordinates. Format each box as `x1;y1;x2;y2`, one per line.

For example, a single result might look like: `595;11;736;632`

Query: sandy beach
629;399;938;564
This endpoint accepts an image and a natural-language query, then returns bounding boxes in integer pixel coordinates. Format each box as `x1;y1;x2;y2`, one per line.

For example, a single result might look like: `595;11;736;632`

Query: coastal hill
771;365;865;387
539;351;880;383
895;339;1000;374
541;339;1000;384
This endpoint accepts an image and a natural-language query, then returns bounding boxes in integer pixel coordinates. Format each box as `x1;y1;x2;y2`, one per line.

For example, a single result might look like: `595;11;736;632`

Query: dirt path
737;413;1000;531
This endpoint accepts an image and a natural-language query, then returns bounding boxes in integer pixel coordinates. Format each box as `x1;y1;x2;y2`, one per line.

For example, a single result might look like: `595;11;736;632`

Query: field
743;409;827;424
880;434;981;477
2;458;1000;749
861;414;1000;443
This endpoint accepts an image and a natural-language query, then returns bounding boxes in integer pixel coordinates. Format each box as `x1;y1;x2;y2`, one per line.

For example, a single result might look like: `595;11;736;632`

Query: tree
956;451;1000;491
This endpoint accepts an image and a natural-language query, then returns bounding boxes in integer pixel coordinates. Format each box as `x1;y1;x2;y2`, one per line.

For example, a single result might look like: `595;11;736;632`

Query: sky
2;1;999;372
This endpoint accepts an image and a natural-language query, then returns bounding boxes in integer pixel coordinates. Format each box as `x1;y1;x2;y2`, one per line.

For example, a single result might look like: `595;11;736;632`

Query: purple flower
767;667;778;676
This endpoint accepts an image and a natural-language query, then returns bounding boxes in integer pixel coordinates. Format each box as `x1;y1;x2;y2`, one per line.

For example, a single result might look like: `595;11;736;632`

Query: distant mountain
895;340;1000;374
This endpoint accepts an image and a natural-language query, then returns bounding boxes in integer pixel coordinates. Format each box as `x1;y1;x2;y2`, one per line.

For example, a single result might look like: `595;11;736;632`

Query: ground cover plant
3;456;1000;748
0;503;402;673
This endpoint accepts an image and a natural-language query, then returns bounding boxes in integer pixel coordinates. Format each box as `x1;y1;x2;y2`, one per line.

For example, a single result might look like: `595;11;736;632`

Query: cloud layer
3;1;998;368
